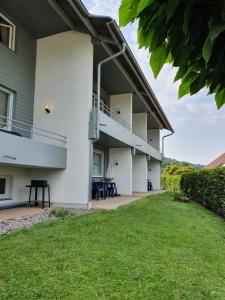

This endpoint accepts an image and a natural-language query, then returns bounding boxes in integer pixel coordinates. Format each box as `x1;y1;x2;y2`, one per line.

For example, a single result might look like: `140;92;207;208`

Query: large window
0;86;13;130
0;13;15;50
93;150;104;177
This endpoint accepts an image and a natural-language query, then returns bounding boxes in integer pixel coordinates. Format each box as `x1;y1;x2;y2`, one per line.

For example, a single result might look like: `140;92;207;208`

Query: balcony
0;116;67;169
93;99;162;161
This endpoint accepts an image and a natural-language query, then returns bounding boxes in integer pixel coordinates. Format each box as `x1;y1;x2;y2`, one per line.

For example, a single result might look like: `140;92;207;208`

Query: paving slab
92;190;164;210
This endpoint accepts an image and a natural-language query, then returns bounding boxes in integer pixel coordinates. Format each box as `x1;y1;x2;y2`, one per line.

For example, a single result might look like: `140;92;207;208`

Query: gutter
93;42;127;142
161;132;174;167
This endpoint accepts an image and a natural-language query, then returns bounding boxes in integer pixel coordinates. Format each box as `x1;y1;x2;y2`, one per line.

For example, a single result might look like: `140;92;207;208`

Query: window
0;86;13;130
93;150;104;177
0;177;10;199
0;13;15;50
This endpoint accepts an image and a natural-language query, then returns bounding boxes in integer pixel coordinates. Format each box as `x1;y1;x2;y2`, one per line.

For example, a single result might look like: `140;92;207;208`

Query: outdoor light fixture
44;104;51;114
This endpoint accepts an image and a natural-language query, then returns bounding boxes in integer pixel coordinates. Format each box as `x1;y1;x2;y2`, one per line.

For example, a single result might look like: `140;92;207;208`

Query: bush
50;209;71;218
162;175;181;193
181;168;225;217
173;192;190;203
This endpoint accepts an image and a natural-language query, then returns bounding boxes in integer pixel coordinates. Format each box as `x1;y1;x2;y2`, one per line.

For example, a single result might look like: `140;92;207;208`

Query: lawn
1;193;225;299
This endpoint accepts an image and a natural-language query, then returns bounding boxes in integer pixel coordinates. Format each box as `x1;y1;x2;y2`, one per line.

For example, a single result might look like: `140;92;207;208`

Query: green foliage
163;163;195;176
163;157;204;169
50;208;71;218
172;191;190;203
162;174;181;193
119;0;225;109
181;167;225;217
162;164;195;193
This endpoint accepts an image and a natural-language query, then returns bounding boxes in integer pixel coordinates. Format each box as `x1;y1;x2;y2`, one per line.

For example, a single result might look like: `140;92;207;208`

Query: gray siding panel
0;9;36;135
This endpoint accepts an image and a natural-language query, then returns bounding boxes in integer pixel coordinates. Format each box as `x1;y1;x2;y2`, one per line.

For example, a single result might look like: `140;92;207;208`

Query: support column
148;160;161;190
133;113;147;139
108;148;132;195
110;94;132;127
132;155;148;192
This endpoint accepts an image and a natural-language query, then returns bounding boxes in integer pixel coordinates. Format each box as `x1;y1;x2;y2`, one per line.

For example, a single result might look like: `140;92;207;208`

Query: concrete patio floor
0;207;48;222
92;190;164;210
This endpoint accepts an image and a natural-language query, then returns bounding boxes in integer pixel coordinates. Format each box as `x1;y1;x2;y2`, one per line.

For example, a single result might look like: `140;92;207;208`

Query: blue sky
83;0;225;165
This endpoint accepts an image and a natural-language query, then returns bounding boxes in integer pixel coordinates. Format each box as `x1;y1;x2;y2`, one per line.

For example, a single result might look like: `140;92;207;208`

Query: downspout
93;42;126;142
161;132;174;167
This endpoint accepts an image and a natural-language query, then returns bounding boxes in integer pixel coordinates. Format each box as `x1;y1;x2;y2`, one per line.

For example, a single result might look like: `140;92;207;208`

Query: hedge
162;175;181;193
181;168;225;217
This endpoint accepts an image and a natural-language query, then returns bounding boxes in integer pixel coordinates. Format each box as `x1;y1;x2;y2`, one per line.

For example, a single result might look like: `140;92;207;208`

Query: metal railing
0;115;67;145
92;98;160;152
93;98;132;131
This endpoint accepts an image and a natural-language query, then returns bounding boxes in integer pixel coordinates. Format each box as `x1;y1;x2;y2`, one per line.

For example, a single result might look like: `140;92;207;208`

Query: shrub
173;192;190;203
50;209;71;218
162;175;181;193
181;168;225;217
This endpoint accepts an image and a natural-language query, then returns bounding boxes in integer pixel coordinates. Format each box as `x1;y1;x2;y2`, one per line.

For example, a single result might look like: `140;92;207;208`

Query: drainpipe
93;42;126;142
161;132;174;167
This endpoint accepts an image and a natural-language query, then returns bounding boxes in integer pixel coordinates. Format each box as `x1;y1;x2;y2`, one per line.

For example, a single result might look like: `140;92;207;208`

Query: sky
83;0;225;165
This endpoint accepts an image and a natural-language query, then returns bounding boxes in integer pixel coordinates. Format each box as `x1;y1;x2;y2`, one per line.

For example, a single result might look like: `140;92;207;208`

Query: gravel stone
0;209;93;236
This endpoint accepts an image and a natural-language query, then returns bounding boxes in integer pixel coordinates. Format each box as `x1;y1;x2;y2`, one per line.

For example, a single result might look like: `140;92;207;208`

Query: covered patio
92;190;164;210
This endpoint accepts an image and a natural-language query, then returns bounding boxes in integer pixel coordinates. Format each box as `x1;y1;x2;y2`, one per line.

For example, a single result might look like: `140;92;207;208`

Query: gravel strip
0;212;55;236
0;209;93;236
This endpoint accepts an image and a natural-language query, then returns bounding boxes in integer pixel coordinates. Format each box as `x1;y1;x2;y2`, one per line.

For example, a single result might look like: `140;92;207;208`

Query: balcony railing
93;98;160;151
0;115;67;145
93;98;132;131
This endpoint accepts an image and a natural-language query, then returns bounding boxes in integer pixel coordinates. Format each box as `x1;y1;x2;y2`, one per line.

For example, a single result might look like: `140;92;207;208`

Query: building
205;153;225;169
0;0;173;209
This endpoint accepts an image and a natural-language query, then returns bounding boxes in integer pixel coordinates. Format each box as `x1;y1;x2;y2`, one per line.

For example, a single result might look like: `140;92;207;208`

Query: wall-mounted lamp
44;104;51;114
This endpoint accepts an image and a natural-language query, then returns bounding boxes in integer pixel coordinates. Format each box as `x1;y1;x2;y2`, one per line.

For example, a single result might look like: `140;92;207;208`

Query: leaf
178;82;190;99
210;22;225;41
202;18;225;64
190;77;205;95
165;0;180;21
119;0;140;27
183;2;193;37
215;89;225;109
137;0;155;15
150;43;168;78
202;35;213;64
174;65;188;82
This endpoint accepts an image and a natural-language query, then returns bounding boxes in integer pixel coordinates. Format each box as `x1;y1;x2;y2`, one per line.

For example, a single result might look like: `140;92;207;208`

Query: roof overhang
53;0;174;132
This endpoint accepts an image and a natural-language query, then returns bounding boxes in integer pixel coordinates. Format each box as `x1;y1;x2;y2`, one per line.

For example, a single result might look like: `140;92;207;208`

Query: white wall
132;155;147;192
133;113;147;140
0;166;31;208
108;148;132;195
148;129;160;150
110;94;132;126
33;31;93;209
148;160;161;190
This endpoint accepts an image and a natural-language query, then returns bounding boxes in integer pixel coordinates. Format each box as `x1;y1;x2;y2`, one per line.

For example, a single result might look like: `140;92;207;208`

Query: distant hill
164;157;204;169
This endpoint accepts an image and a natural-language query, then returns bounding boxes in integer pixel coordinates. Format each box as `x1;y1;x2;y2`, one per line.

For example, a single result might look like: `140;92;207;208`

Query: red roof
205;153;225;169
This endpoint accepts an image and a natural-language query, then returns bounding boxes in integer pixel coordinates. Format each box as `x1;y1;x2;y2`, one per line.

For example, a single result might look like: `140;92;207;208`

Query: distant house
205;153;225;169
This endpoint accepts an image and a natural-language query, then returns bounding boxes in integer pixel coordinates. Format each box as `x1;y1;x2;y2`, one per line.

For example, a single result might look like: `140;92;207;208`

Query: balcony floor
92;190;164;210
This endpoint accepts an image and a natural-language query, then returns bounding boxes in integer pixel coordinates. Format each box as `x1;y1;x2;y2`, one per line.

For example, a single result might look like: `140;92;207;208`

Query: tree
163;164;195;176
119;0;225;109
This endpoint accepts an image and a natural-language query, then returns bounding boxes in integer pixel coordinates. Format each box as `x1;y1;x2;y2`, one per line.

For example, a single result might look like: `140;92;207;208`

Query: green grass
1;193;225;299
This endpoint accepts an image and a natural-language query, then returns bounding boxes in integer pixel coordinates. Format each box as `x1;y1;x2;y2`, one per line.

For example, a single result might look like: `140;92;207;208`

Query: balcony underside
0;131;67;169
98;111;162;161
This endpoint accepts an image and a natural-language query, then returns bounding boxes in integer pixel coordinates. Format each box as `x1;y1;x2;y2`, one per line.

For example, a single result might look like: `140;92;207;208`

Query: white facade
148;160;161;190
0;6;168;209
32;31;93;209
108;148;132;195
132;155;148;192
